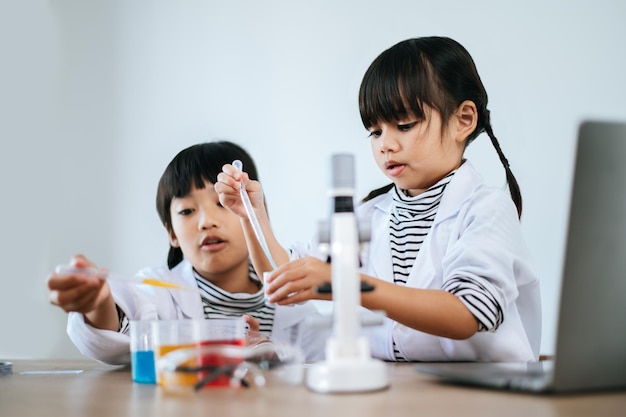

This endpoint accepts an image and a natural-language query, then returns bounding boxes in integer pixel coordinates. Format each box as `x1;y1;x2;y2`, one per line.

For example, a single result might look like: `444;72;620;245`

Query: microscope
306;153;389;393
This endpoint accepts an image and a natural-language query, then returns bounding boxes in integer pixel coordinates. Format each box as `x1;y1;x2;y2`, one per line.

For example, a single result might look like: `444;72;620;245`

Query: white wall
1;0;625;359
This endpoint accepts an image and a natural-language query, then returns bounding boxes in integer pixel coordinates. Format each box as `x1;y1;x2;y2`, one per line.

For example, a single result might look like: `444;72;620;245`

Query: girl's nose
198;206;219;230
379;130;398;153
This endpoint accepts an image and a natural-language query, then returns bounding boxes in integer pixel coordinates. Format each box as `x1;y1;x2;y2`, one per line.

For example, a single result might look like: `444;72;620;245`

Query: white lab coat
291;161;541;362
67;260;327;364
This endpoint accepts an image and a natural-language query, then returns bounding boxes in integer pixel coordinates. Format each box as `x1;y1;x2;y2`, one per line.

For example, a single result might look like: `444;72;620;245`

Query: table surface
1;359;625;417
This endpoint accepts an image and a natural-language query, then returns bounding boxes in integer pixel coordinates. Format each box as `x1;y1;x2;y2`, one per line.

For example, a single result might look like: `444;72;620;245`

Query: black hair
156;141;259;268
358;37;522;218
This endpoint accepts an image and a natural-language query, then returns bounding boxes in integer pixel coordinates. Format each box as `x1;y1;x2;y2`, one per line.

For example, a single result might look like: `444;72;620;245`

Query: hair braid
482;110;523;218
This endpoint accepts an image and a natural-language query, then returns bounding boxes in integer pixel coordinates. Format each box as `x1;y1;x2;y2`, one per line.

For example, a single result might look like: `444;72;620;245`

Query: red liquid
196;338;246;387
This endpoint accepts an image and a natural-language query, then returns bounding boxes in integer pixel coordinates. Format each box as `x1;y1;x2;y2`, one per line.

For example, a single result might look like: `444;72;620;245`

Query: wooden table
1;359;625;416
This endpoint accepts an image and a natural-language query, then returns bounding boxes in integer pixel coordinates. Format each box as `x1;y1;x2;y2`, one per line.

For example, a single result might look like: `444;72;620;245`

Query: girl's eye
368;130;382;138
398;122;417;131
178;208;194;216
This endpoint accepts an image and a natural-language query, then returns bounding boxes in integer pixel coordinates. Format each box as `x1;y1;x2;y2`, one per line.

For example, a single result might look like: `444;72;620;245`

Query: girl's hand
243;314;260;333
214;163;265;219
47;254;112;315
264;257;333;305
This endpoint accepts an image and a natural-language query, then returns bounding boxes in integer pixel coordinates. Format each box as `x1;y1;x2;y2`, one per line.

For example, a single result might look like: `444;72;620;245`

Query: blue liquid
132;350;156;384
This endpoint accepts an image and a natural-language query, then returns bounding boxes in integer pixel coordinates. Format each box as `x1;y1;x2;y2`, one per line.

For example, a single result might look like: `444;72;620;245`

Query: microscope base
306;338;389;393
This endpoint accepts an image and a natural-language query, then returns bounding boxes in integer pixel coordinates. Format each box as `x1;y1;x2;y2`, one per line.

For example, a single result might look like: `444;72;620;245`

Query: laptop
414;120;626;393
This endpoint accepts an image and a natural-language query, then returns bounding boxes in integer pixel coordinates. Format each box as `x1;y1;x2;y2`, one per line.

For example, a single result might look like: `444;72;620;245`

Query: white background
1;0;625;359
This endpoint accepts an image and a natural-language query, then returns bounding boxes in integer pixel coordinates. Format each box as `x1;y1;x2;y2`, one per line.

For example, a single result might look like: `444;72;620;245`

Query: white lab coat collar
365;161;483;285
164;261;206;319
433;161;484;223
374;161;482;223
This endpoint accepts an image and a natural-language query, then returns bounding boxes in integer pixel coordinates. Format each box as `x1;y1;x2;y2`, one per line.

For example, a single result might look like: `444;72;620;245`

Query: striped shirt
194;265;275;334
441;277;503;332
390;174;451;360
389;174;452;285
388;171;503;361
117;263;275;335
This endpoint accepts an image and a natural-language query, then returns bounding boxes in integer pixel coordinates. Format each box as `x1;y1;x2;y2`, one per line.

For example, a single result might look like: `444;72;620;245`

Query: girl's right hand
214;163;265;219
264;256;333;305
47;254;112;315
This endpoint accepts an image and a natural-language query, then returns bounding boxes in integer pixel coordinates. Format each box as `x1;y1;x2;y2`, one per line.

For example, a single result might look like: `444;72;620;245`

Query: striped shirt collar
192;264;263;299
392;170;456;211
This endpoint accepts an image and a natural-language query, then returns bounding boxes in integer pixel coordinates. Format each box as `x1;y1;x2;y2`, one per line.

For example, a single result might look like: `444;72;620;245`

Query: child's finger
243;314;260;332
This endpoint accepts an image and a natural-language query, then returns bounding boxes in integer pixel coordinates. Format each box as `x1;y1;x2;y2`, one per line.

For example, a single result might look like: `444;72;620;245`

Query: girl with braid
216;37;541;362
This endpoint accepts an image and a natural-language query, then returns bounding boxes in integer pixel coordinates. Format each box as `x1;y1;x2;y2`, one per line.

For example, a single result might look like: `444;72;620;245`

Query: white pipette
55;265;191;290
232;160;277;269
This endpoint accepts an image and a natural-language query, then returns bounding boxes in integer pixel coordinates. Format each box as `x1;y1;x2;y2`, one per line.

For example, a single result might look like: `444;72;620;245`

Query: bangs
358;41;442;129
165;154;216;199
162;142;259;199
156;141;259;229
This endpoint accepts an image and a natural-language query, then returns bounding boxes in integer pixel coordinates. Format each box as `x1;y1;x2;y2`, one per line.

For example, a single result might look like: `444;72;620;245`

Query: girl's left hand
243;314;260;332
264;257;332;305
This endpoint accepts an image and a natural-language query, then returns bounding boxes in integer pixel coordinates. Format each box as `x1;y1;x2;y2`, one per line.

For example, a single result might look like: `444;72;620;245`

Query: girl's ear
454;100;478;142
167;228;180;248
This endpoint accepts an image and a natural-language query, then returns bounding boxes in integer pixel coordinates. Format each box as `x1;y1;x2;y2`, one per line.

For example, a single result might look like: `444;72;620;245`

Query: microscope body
306;154;388;393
